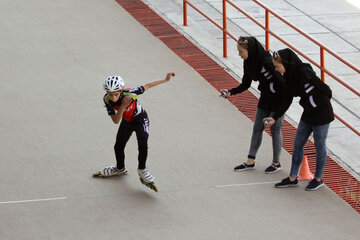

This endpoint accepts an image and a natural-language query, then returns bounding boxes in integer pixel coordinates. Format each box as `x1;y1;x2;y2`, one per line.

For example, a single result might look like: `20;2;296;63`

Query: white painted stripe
0;196;67;205
216;181;277;188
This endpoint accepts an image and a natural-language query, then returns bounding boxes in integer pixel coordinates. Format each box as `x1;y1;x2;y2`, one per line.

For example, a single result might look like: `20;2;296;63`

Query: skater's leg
134;112;154;184
134;113;149;170
114;119;133;169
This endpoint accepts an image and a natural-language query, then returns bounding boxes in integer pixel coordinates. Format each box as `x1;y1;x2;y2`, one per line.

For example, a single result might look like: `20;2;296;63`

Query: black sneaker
265;163;281;174
234;162;255;172
275;177;298;188
305;178;324;191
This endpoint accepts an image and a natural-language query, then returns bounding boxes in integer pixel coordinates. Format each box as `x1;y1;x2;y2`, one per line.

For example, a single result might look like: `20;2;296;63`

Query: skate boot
93;166;128;177
138;168;158;192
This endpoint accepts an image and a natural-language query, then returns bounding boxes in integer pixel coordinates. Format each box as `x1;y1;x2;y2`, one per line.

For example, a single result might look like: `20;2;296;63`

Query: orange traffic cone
298;156;313;181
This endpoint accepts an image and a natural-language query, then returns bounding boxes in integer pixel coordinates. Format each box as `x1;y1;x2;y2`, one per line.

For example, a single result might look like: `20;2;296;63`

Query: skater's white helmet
104;76;125;92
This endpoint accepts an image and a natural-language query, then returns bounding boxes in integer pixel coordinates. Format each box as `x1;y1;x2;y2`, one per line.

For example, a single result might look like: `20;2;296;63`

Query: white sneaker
101;166;126;177
137;168;154;183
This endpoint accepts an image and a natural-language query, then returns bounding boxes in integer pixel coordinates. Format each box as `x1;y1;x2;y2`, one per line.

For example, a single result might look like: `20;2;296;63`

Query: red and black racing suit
104;86;149;170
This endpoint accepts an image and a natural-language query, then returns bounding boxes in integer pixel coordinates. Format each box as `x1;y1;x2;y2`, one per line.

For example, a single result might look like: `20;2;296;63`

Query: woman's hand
263;117;275;127
219;89;231;99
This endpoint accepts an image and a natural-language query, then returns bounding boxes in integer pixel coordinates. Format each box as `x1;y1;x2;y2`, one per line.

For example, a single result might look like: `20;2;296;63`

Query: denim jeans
248;108;284;163
290;120;330;179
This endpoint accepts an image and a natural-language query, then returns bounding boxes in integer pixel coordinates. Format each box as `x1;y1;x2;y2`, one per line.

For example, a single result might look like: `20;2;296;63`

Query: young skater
97;73;174;189
266;48;334;190
220;36;290;173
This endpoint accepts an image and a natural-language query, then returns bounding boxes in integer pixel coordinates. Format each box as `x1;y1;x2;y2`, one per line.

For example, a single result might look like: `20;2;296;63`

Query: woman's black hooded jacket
229;37;290;120
277;48;334;125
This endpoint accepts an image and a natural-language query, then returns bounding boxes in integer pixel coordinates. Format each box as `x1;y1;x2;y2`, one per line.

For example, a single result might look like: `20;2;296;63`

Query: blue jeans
248;108;284;163
290;120;330;179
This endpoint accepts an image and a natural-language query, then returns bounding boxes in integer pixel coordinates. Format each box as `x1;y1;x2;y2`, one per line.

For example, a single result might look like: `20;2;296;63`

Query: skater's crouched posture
101;73;174;185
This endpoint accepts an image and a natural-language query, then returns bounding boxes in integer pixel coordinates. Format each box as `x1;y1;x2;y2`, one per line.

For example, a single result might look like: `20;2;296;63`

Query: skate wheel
139;178;158;192
93;172;102;177
151;184;159;192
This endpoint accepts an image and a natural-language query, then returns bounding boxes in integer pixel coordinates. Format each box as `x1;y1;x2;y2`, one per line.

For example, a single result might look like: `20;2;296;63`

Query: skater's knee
137;138;148;149
114;141;126;150
138;144;148;152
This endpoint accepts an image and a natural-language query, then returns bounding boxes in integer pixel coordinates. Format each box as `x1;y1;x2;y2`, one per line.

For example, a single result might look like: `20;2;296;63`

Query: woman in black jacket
267;48;334;191
220;37;290;173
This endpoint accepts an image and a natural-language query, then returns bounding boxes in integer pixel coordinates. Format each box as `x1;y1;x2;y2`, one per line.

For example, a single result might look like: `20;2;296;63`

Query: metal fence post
183;0;187;26
223;0;227;57
265;9;270;51
320;47;325;82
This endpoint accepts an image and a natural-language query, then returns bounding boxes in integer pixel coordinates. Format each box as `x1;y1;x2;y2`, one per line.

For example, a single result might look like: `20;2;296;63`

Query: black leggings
114;111;149;170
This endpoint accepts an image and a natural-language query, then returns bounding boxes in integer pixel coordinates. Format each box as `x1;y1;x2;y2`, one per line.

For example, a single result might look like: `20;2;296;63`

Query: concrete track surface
0;0;359;239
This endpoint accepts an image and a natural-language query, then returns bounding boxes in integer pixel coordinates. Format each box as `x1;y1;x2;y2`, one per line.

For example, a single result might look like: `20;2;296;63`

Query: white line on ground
0;196;67;205
216;181;278;188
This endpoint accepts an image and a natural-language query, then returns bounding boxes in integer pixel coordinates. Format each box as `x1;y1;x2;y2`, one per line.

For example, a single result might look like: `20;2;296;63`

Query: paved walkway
0;0;359;239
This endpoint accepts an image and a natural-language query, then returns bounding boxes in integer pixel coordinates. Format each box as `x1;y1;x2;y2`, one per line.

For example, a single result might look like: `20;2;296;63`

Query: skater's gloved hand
121;95;133;107
165;72;175;81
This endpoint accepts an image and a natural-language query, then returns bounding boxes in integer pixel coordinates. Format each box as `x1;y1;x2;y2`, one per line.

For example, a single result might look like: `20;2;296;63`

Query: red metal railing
183;0;360;136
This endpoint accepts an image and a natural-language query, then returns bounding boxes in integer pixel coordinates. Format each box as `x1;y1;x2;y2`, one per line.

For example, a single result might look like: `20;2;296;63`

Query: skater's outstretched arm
143;72;175;91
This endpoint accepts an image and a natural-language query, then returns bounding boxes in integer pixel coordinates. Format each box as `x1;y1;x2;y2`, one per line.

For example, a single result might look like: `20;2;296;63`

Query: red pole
183;0;187;26
265;10;270;51
320;47;325;82
223;0;227;57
